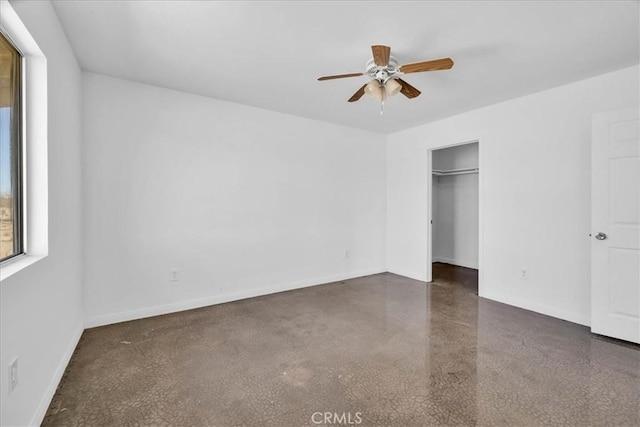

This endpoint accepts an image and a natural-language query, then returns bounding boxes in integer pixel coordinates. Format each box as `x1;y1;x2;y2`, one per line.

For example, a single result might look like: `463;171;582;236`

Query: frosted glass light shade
364;79;402;101
385;79;402;97
365;80;384;101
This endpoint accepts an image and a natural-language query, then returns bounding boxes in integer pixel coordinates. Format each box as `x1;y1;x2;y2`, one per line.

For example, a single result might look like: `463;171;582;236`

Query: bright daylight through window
0;31;22;262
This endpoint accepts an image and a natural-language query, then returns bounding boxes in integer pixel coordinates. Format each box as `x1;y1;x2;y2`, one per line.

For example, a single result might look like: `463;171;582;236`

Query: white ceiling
51;1;639;134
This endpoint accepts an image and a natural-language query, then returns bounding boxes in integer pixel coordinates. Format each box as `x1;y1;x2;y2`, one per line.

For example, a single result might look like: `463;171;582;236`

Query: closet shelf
432;167;479;176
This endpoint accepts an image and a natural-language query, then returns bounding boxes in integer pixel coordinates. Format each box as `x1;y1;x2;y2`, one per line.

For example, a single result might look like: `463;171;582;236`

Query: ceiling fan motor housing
366;56;399;82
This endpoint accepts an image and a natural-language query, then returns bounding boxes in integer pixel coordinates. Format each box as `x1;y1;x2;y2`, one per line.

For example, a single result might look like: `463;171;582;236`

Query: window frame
0;0;48;281
0;29;24;264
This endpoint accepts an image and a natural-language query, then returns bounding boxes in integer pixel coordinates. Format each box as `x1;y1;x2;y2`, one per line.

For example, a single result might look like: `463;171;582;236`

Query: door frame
426;138;485;297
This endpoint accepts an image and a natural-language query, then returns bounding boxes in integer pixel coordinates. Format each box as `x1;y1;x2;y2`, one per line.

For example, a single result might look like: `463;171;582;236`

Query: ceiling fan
318;45;454;113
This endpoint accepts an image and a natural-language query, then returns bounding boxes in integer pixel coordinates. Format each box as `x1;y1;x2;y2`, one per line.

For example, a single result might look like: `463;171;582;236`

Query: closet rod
432;167;479;176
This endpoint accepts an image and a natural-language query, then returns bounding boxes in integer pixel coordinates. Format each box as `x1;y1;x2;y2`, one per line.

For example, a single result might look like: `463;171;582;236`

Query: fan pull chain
380;83;385;115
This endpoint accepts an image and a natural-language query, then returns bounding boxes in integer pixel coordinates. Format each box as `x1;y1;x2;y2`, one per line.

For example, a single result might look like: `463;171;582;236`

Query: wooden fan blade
348;84;367;102
399;57;454;74
371;45;391;67
396;78;421;99
318;72;364;81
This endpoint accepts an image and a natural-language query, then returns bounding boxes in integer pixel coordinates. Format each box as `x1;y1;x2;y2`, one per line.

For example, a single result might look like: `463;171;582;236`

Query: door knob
595;232;607;240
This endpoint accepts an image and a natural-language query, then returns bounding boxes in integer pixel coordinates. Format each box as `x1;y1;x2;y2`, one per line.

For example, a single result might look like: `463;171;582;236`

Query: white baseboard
31;323;84;427
386;269;427;283
386;268;589;328
480;290;590;327
432;257;478;270
86;268;386;328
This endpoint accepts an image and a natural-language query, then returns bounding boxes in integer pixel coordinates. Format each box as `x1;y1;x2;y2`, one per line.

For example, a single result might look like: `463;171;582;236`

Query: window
0;31;22;263
0;0;48;280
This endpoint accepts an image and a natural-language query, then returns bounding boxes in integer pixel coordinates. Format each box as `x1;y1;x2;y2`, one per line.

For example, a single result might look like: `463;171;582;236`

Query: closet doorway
429;141;480;289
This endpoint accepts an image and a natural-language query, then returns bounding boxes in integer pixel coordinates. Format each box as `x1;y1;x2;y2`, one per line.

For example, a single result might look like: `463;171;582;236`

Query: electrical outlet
170;269;179;282
9;358;17;393
345;249;351;259
520;269;529;280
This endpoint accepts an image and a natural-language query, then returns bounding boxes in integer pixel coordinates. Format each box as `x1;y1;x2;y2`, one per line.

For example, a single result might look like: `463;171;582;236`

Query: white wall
0;1;84;426
387;65;639;326
82;73;387;327
432;143;479;269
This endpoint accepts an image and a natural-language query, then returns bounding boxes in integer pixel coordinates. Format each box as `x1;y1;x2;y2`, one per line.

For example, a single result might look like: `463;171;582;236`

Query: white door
591;107;640;343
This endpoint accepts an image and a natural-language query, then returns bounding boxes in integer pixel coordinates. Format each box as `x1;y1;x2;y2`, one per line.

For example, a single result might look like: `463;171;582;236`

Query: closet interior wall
432;143;479;269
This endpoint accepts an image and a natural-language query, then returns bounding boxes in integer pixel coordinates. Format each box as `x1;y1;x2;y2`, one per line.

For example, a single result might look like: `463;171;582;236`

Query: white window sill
0;254;46;281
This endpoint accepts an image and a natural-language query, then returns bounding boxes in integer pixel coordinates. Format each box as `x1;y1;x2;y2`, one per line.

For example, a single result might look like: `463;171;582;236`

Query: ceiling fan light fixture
364;79;402;102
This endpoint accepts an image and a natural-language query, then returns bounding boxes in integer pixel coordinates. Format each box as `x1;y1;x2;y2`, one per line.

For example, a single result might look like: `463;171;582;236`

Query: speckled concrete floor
44;264;639;426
